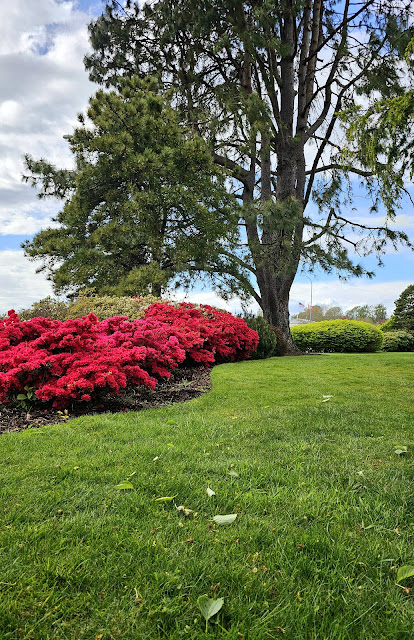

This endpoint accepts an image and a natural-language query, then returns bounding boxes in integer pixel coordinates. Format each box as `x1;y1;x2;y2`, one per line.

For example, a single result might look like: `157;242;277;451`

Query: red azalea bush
0;303;258;409
143;302;258;364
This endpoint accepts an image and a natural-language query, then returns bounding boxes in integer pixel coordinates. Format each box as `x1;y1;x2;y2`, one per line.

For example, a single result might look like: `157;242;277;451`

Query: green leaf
394;446;408;455
396;566;414;583
154;495;176;502
213;514;237;525
16;394;27;400
197;595;224;622
115;481;134;490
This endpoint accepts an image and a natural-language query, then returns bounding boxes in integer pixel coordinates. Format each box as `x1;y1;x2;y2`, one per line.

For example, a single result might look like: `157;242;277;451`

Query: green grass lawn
1;353;413;639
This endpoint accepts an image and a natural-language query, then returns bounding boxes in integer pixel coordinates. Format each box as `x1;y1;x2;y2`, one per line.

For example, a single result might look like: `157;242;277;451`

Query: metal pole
303;275;313;322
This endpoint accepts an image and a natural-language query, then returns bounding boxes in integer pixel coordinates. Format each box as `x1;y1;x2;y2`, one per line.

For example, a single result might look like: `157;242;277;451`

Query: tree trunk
253;139;304;353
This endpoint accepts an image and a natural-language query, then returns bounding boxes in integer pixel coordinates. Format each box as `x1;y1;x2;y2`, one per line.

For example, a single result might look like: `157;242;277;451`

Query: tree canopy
83;0;414;347
24;1;414;350
393;284;414;331
23;77;245;298
342;36;414;208
295;303;388;323
346;304;388;324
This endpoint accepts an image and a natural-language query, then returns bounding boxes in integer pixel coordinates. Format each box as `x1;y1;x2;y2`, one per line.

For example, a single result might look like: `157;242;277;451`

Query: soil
0;367;212;436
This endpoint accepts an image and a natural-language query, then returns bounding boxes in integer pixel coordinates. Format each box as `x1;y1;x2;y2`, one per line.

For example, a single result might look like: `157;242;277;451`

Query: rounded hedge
243;316;277;359
291;319;384;353
382;331;414;352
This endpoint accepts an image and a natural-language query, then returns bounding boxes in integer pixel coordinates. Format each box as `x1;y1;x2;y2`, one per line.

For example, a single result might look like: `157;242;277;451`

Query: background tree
296;304;325;322
393;285;414;330
323;306;344;321
346;304;388;323
81;0;413;350
23;77;246;298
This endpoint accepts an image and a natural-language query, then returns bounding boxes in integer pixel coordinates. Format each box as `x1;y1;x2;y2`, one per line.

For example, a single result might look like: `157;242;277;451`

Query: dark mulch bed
0;367;211;436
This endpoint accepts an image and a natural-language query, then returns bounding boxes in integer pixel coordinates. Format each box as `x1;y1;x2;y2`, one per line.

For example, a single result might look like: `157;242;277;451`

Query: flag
298;302;305;308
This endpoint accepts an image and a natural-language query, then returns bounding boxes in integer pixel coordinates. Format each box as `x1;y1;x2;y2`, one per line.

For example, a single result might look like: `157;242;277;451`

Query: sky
0;0;413;318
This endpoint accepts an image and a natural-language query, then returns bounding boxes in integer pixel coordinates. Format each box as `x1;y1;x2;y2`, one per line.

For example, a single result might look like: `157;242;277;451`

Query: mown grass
0;353;413;639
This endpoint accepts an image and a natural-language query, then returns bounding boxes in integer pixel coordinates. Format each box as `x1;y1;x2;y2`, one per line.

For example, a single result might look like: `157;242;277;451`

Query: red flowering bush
0;303;258;409
143;302;258;364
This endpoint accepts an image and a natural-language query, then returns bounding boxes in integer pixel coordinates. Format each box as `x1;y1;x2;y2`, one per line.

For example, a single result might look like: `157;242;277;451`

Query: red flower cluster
0;303;258;408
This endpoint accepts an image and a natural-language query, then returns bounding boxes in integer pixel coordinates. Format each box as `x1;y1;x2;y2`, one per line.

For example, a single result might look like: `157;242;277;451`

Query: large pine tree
23;77;245;299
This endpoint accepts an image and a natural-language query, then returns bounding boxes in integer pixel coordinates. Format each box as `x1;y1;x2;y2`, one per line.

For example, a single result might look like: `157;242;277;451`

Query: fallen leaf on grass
115;481;134;490
228;470;239;478
206;487;216;497
321;395;333;403
176;505;196;517
154;495;176;502
396;566;414;583
197;595;224;623
394;446;408;456
213;514;238;525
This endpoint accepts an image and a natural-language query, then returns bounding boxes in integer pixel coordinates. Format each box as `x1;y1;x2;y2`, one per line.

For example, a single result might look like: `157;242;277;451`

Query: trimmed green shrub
64;293;160;320
291;319;384;353
379;316;396;332
382;331;414;352
243;316;277;359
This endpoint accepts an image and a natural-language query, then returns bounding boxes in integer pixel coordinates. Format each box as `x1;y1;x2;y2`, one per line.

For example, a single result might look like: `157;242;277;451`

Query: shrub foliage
243;316;277;359
382;331;414;352
291;320;384;353
12;294;160;322
65;293;160;321
0;302;258;408
379;316;396;332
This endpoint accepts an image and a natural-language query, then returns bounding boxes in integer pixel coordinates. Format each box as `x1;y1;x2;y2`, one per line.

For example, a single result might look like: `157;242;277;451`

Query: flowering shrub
0;303;258;409
143;302;258;364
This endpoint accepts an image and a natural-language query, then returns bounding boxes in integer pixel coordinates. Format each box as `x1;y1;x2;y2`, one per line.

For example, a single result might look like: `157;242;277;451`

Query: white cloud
290;279;412;316
0;250;54;313
0;0;96;236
